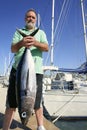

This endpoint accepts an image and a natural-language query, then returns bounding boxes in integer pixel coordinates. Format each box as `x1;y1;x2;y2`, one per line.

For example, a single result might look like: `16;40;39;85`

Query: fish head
19;96;35;125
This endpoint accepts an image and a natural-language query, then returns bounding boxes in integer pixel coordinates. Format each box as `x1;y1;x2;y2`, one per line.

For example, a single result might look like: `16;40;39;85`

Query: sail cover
58;62;87;74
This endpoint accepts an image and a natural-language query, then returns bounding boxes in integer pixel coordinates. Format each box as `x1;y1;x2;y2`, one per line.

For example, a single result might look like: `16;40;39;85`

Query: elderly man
3;9;49;130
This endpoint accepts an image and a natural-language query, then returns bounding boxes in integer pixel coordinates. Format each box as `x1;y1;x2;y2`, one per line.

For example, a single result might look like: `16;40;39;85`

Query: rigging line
52;94;77;123
44;0;68;65
45;0;71;64
54;0;67;38
52;93;76;116
52;83;85;123
54;0;69;42
5;55;14;76
38;0;51;65
54;0;72;47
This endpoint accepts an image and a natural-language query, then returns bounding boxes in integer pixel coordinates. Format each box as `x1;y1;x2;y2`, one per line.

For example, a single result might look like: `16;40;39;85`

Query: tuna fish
16;29;39;125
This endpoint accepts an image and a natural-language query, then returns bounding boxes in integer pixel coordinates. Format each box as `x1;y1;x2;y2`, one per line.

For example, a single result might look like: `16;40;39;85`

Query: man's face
25;11;37;29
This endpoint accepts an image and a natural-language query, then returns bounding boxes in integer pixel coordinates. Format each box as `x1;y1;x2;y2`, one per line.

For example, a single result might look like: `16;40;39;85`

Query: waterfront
55;120;87;130
0;85;87;130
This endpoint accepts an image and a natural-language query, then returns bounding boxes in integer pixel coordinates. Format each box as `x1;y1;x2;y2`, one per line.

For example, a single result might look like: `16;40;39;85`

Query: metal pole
81;0;87;61
51;0;55;65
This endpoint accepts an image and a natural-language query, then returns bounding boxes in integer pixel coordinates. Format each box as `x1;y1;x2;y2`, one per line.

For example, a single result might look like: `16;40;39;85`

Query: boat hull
44;87;87;121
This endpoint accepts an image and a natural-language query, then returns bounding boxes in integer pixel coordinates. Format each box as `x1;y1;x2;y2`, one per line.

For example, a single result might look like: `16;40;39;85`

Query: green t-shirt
12;27;48;74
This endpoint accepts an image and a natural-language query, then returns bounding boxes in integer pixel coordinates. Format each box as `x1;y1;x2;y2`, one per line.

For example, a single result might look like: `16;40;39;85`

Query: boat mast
81;0;87;61
51;0;55;65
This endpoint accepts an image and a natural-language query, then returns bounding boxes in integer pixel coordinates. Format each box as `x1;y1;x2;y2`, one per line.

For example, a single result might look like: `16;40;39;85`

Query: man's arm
33;40;49;51
11;36;49;53
11;40;23;53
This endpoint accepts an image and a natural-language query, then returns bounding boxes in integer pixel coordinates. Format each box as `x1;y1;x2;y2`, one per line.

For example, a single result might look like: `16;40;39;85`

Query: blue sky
0;0;87;75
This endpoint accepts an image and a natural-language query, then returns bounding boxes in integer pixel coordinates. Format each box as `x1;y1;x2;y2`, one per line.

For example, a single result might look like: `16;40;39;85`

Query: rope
52;94;77;123
52;83;85;123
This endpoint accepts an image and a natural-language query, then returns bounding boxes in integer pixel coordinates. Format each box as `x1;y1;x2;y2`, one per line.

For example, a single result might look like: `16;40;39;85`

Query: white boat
0;75;9;87
43;0;87;122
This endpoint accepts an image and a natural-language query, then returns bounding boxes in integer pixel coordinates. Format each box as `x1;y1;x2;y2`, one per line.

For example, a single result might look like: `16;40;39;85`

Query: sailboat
43;0;87;122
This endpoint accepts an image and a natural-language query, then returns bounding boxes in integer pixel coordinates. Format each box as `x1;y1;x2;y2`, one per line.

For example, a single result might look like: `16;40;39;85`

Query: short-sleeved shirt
12;27;48;74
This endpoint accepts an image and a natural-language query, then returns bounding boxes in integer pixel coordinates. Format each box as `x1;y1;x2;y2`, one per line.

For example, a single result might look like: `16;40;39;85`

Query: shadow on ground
0;113;32;130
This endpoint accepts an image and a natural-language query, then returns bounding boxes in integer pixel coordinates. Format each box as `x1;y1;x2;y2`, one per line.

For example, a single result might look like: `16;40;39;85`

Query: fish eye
21;111;26;118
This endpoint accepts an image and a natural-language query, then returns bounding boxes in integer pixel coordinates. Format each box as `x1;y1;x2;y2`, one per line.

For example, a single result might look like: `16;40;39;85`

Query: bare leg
35;107;43;126
3;108;16;130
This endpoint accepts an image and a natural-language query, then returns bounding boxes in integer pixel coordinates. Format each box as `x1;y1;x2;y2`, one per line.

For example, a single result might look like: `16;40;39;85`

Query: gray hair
25;8;37;18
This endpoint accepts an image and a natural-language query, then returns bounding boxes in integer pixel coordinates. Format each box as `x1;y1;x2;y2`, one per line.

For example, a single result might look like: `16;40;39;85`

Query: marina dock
0;86;59;130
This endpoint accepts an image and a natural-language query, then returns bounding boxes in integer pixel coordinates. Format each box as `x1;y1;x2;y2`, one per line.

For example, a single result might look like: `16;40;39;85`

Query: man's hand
22;36;36;48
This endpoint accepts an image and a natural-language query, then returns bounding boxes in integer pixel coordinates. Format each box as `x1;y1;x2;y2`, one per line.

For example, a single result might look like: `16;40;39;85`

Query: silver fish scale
16;48;37;125
21;48;36;97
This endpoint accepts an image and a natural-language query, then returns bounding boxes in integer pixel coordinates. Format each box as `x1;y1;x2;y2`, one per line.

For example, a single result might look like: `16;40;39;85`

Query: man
3;9;49;130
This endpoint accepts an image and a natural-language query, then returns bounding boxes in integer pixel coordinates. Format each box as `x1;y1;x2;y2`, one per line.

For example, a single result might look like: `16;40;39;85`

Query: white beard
26;22;36;29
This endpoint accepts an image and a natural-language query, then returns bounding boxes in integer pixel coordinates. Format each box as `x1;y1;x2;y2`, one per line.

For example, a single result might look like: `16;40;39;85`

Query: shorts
6;67;43;109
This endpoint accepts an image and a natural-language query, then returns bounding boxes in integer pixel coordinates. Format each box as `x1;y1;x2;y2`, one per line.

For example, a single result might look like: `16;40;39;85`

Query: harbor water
55;120;87;130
